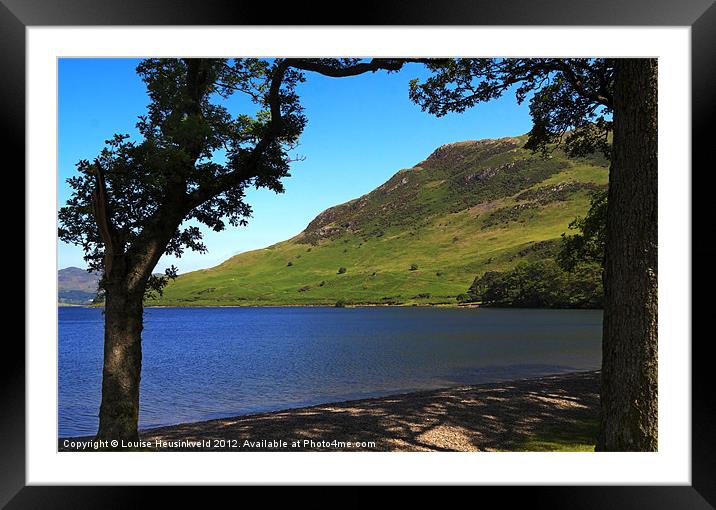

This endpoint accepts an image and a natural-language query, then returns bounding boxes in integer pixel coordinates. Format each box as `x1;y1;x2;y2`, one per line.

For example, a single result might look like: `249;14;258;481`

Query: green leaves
465;259;603;309
144;265;178;300
558;189;607;272
410;58;613;158
59;58;308;279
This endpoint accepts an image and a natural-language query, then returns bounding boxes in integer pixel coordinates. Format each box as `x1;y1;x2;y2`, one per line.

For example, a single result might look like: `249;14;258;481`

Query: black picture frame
6;0;711;503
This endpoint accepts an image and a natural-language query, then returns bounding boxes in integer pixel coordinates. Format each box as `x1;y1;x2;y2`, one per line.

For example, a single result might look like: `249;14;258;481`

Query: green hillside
151;135;608;307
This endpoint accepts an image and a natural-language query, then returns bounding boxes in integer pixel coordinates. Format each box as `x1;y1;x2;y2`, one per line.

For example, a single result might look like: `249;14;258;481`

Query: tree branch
184;58;427;211
285;58;405;77
286;58;447;78
91;164;120;272
175;56;468;233
551;60;612;108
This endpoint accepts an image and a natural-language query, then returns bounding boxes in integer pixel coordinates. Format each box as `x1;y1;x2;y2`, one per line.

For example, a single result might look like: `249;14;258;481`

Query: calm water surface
58;306;602;437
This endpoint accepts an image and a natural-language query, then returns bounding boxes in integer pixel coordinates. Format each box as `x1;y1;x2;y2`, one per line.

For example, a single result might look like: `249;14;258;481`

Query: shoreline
63;302;478;309
60;370;600;452
63;303;603;310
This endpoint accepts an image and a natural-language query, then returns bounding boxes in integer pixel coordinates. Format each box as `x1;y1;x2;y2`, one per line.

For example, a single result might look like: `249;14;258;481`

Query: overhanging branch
285;58;405;77
185;58;434;211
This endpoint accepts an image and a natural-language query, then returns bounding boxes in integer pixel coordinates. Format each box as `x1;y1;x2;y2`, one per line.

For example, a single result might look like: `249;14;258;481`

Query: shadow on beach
61;371;599;452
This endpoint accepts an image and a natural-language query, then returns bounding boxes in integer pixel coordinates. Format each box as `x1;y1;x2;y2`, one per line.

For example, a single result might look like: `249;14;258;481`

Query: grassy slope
152;136;608;307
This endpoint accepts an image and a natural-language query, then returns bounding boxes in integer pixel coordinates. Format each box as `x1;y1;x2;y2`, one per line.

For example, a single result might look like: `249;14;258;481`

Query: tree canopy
59;58;410;296
409;58;613;158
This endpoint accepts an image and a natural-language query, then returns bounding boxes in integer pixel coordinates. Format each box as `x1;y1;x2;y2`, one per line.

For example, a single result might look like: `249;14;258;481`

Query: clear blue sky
59;58;533;274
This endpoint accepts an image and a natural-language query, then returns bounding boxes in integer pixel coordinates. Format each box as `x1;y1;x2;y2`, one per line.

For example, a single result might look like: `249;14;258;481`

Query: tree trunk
597;59;658;451
96;279;145;442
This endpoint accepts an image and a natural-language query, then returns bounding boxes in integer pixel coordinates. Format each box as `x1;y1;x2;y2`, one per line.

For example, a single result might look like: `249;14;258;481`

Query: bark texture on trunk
597;58;658;451
96;278;144;442
93;221;173;442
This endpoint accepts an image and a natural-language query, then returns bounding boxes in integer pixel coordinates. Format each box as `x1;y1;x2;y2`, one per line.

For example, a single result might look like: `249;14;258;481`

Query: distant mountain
151;135;608;306
58;267;101;305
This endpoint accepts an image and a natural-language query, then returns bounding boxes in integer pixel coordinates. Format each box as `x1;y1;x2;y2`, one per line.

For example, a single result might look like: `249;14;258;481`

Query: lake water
58;306;602;437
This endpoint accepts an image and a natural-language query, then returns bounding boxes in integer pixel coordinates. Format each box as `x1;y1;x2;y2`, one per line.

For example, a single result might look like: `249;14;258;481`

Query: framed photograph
7;0;710;502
